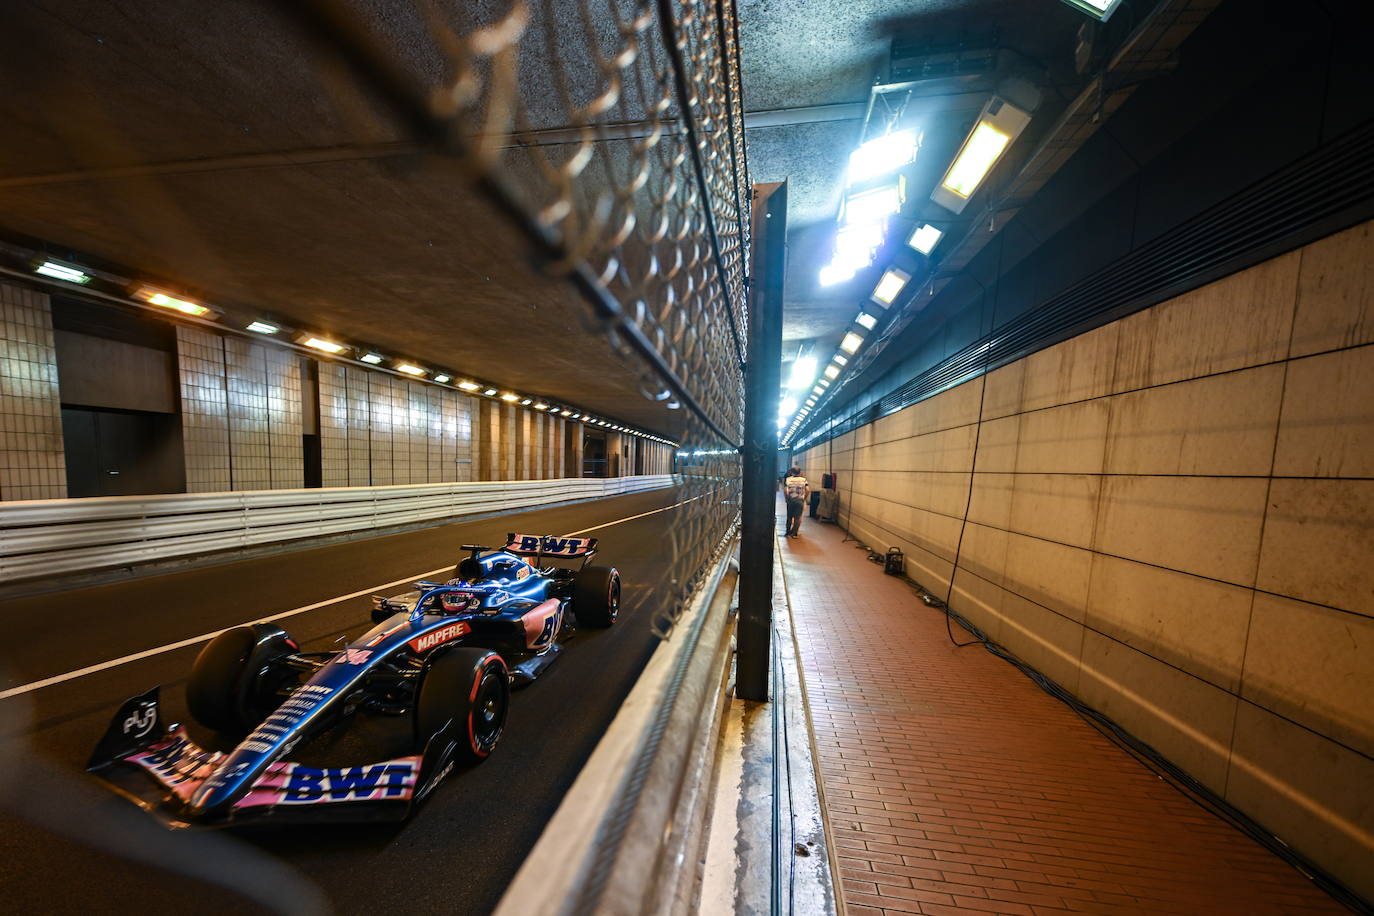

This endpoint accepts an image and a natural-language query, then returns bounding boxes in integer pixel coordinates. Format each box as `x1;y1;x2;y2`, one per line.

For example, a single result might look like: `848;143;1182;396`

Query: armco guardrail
0;475;674;583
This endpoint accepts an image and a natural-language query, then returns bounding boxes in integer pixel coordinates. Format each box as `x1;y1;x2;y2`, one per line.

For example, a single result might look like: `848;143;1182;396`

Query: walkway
777;516;1342;916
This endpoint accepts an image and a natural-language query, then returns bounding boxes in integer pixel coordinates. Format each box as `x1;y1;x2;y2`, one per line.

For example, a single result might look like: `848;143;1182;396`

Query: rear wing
504;533;598;561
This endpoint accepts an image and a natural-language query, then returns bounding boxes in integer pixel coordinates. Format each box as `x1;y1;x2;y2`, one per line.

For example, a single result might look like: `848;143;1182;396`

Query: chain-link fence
289;0;751;635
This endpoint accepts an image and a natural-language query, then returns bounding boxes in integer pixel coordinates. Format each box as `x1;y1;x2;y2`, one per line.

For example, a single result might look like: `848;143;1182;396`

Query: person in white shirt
782;467;809;538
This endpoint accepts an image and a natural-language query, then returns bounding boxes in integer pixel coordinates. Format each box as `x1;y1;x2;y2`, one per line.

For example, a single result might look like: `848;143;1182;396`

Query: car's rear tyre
415;648;509;766
187;624;296;735
574;566;620;628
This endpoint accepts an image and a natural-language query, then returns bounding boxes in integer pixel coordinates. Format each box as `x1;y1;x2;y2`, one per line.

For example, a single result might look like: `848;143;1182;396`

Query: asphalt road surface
0;487;687;915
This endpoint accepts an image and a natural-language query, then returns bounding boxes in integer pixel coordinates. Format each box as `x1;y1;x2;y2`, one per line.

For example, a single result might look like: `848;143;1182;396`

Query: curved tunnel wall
0;285;674;501
795;219;1374;899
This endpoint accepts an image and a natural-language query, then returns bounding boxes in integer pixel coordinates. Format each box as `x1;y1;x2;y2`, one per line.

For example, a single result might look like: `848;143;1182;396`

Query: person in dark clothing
782;466;809;538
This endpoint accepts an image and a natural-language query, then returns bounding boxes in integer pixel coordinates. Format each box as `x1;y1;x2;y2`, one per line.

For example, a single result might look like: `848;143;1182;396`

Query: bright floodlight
872;268;910;306
812;385;824;395
458;380;480;391
933;97;1031;213
1058;0;1125;20
779;396;797;418
434;374;452;383
396;363;426;376
500;392;519;402
833;353;848;366
840;332;863;354
35;261;90;284
843;185;901;226
361;352;384;364
855;311;877;330
788;355;817;390
824;364;841;379
909;224;943;255
819;262;856;287
138;287;214;318
300;336;346;354
483;388;498;397
520;398;532;406
246;321;279;335
847;129;918;185
943;124;1009;198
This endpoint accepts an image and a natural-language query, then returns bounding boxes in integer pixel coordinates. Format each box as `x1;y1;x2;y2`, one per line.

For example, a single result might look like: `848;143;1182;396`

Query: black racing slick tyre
574;565;620;628
187;624;297;735
415;648;509;766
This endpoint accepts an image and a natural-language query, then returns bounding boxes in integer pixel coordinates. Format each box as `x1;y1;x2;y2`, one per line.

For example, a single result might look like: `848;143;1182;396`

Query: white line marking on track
0;493;697;700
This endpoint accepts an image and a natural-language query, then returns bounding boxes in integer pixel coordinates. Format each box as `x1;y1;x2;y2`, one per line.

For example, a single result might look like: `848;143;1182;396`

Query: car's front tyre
187;624;296;735
415;647;509;767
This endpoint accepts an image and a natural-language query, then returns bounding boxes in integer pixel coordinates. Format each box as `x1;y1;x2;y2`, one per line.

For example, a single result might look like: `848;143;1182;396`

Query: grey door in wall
61;407;185;497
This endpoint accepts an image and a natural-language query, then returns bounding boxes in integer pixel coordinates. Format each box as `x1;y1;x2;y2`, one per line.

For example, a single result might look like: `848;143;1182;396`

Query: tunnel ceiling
0;0;1087;434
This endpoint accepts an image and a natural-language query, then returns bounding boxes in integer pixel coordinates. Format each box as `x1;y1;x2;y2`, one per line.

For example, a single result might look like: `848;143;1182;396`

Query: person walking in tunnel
783;466;809;538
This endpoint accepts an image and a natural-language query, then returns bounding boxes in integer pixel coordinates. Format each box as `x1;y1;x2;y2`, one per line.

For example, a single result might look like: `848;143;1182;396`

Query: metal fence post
737;181;787;702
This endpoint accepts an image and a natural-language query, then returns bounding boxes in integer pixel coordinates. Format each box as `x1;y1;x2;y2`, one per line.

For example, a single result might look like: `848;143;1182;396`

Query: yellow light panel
941;122;1011;199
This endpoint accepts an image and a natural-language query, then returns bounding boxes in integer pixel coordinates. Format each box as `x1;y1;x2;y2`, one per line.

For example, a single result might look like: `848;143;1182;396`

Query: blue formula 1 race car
87;533;620;827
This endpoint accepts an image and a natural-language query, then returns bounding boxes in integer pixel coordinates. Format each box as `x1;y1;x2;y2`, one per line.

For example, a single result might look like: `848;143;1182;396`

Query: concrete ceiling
0;0;1087;435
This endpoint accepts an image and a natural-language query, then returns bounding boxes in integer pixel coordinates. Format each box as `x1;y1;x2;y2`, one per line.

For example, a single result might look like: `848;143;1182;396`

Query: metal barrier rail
0;475;674;583
495;535;739;916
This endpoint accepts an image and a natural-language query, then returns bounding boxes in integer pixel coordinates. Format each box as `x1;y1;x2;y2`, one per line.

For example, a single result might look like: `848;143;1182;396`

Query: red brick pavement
778;515;1342;916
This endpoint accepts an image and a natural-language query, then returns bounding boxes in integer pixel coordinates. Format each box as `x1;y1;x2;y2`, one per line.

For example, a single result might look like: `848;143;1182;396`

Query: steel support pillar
736;181;787;702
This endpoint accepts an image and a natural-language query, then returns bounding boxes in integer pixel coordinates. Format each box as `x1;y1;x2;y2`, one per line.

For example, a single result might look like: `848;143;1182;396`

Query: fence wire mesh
292;0;750;636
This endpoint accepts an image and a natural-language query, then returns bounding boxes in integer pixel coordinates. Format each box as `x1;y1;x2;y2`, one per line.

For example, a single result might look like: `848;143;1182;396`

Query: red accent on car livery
407;621;471;654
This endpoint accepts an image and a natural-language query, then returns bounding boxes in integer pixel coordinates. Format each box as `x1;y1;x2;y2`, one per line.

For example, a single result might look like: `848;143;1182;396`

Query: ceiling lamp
434;374;452;383
246;321;279;335
855;311;877;330
299;335;347;354
932;97;1031;214
832;353;848;366
908;224;943;255
136;286;216;318
843;185;902;226
396;363;426;376
818;222;886;287
34;260;90;284
812;385;824;396
819;378;831;388
872;268;911;306
840;332;864;354
846;129;919;185
500;392;520;402
520;398;532;406
458;380;480;391
787;355;817;390
483;388;499;397
361;353;385;364
534;403;550;410
1058;0;1125;20
824;364;841;379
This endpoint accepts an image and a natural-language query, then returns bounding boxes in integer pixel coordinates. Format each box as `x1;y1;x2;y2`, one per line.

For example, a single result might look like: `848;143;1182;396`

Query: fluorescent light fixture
520;398;532;406
933;97;1031;213
246;321;279;335
819;378;831;387
872;268;910;306
908;224;943;255
832;353;848;367
534;403;549;410
1058;0;1125;20
824;364;841;379
361;352;385;364
136;287;215;318
842;185;901;227
787;355;817;390
500;392;519;402
840;332;864;354
560;410;573;416
846;129;918;185
396;363;426;376
434;374;452;383
35;260;90;284
300;335;347;354
483;388;498;397
812;385;825;395
855;311;877;330
457;380;480;391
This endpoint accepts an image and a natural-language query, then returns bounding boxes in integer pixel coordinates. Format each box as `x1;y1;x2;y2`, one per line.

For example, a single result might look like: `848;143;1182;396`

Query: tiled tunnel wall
795;219;1374;899
0;280;675;498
